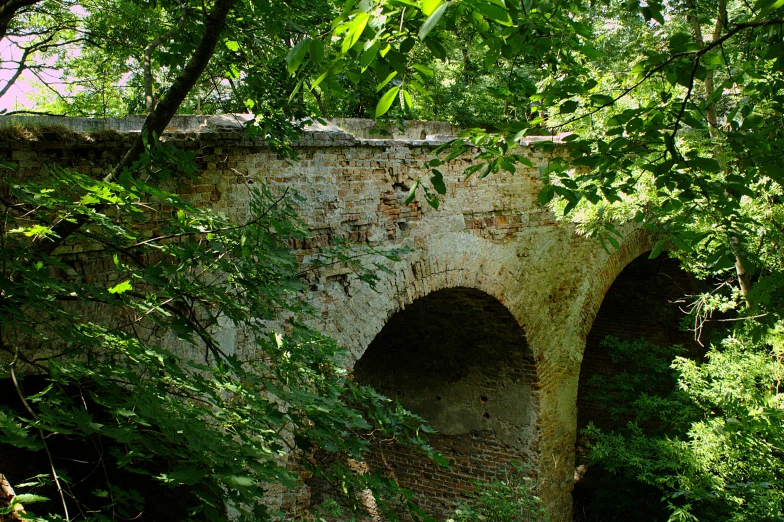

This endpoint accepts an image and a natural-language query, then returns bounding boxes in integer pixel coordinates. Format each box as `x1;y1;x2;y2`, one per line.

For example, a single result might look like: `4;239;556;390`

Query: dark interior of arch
349;287;537;520
573;253;708;521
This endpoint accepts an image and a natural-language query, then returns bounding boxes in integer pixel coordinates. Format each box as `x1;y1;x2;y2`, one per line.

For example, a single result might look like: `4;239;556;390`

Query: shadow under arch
573;250;708;521
577;250;705;431
579;227;659;340
353;287;538;520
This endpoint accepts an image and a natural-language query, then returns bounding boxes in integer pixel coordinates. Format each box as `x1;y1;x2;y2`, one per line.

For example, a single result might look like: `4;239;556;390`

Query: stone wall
0;117;657;521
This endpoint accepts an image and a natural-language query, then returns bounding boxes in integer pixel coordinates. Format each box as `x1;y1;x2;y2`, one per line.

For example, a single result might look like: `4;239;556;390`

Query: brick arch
311;233;543;518
322;233;530;367
349;269;539;519
578;227;658;341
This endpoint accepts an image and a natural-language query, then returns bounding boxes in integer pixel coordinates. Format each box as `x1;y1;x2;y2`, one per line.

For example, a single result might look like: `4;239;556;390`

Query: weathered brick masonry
0;116;656;521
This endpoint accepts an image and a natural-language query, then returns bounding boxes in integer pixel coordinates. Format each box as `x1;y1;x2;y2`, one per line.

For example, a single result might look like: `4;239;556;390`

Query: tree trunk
0;0;40;41
35;0;234;257
686;0;750;303
0;474;23;520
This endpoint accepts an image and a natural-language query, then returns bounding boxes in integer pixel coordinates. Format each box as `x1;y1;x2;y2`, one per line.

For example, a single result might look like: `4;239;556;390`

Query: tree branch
547;17;784;132
0;58;25;99
9;347;70;522
122;0;233;176
144;5;189;113
0;0;41;40
34;0;234;257
0;29;59;99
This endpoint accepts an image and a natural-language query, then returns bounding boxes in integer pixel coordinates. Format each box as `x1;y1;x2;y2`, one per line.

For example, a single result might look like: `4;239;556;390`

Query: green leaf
580;44;602;59
538;184;554;205
412;64;435;78
430;169;446;194
425;189;440;209
400;89;414;110
401;89;413;110
375;71;397;92
500;157;516;173
227;476;256;487
108;280;132;295
421;0;442;16
346;70;361;84
669;32;693;52
648;239;666;259
425;35;447;59
590;94;614;106
431;451;450;468
341;12;370;54
400;37;417;54
310;40;325;65
703;52;724;69
511;154;534;168
13;494;48;506
756;0;784;12
9;224;52;238
360;41;380;70
471;0;511;23
463;163;484;180
404;179;421;204
310;70;329;90
286;38;311;76
688;157;721;173
560;100;579;114
419;3;448;40
649;7;665;25
225;40;239;52
288;78;304;103
376;86;401;117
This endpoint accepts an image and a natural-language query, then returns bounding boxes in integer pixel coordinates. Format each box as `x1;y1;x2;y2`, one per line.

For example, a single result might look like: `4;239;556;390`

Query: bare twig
0;110;67;117
9;346;71;522
130;187;290;248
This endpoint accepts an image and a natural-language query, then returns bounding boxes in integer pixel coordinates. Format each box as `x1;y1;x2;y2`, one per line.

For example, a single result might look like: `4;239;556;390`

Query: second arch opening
353;287;538;519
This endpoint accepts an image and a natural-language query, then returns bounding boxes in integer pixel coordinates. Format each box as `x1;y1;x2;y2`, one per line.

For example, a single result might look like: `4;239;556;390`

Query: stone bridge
2;116;657;521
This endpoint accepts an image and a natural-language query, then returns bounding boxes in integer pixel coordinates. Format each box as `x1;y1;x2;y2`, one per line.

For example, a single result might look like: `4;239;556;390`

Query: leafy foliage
0;144;436;521
584;337;697;432
446;462;550;522
4;0;784;519
583;335;784;521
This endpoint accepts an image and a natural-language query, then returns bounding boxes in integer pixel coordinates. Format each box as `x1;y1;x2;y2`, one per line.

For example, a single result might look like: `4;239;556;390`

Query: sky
0;2;90;113
0;40;38;112
0;36;67;113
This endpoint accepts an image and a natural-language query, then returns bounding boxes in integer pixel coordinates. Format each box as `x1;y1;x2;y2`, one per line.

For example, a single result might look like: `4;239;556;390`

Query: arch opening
574;253;708;521
353;287;538;519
